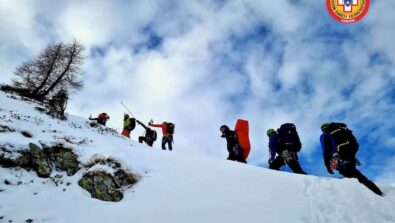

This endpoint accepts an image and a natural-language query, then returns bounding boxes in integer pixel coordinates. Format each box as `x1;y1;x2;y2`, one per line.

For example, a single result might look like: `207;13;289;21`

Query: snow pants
227;145;247;163
122;129;131;138
338;161;383;196
269;156;307;175
162;135;173;151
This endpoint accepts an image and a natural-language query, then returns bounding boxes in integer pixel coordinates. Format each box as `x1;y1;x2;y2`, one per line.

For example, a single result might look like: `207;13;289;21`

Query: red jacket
149;123;169;135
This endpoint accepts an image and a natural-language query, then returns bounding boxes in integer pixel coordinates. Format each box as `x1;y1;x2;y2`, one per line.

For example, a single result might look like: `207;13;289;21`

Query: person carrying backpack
267;123;307;174
320;122;383;196
137;120;157;147
220;125;247;163
121;113;136;138
89;113;110;126
149;120;174;151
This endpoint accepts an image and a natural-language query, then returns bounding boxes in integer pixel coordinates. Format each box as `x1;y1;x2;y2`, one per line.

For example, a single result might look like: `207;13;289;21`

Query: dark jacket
222;130;239;153
222;129;246;163
320;131;359;165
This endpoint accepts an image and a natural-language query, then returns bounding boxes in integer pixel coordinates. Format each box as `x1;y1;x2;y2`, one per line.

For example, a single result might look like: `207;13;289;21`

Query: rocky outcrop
1;143;138;202
16;150;32;170
114;169;138;187
79;171;123;202
1;143;79;178
29;143;52;178
50;145;79;176
78;156;139;202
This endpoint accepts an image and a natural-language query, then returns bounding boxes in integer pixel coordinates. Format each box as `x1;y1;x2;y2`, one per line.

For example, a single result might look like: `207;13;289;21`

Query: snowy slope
0;92;395;223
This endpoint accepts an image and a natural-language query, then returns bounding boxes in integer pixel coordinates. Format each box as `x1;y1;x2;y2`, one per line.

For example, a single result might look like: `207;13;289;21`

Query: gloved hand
268;157;274;165
326;166;334;174
149;119;153;125
330;153;340;171
330;159;338;171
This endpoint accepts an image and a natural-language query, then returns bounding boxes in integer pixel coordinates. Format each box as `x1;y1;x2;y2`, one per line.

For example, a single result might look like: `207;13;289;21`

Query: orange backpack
234;119;251;159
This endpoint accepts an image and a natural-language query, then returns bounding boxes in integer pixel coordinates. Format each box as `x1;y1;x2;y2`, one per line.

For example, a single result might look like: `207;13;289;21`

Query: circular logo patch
326;0;370;24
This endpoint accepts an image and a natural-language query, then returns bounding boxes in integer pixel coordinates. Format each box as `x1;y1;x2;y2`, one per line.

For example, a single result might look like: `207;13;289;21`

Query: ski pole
120;101;134;117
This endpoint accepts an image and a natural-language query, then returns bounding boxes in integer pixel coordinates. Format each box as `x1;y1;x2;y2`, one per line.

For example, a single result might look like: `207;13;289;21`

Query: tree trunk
38;44;77;100
31;44;62;97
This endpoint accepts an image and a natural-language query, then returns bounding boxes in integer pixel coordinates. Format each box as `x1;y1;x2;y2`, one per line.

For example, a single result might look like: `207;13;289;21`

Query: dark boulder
79;171;123;202
29;143;52;178
51;146;79;176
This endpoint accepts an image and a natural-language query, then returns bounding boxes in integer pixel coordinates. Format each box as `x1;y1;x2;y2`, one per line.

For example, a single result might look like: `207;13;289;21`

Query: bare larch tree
12;39;85;102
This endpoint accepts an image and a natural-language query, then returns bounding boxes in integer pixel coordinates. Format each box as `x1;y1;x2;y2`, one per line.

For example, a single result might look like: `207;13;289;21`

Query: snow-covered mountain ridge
0;91;394;223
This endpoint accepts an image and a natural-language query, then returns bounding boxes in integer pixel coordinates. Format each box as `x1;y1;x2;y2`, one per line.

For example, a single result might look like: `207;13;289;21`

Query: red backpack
234;119;251;159
98;113;109;119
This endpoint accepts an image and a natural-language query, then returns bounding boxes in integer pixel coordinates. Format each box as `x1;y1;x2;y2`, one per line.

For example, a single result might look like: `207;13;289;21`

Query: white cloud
0;0;47;81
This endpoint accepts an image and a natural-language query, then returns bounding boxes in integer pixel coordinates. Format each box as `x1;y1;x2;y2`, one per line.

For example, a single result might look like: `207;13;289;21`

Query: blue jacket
320;133;338;169
268;134;281;159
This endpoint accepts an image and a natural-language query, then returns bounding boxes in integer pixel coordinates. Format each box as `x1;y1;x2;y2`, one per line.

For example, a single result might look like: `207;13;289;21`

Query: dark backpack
277;123;302;152
146;129;157;142
324;122;358;159
167;122;175;134
129;118;136;131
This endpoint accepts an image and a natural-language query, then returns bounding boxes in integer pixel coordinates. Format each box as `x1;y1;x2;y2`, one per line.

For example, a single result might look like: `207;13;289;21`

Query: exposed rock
21;131;33;138
114;169;138;187
4;179;11;185
46;174;64;186
1;140;137;202
51;146;79;176
16;150;31;170
1;143;79;177
79;171;123;202
34;106;46;113
0;155;17;168
79;155;139;201
84;156;121;169
29;143;52;178
0;144;25;168
0;125;15;133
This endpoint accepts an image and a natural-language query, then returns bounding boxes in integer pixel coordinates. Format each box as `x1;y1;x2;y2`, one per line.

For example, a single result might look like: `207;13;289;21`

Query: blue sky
0;0;394;184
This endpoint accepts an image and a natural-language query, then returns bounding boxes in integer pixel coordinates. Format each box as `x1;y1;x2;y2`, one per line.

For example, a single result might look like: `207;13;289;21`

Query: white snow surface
0;91;395;223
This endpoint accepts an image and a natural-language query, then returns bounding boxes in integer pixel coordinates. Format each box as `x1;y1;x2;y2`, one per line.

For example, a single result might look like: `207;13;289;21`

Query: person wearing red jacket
149;120;174;151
